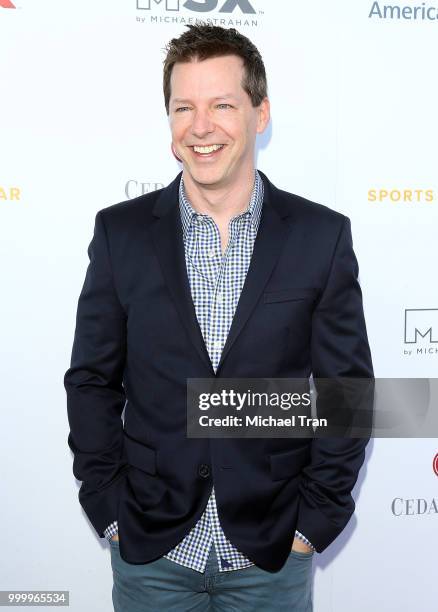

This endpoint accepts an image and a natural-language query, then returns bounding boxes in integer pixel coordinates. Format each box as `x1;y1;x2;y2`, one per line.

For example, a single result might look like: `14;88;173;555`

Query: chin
186;168;227;186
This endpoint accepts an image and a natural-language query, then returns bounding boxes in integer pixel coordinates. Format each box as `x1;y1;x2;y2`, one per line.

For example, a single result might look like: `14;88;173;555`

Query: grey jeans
110;539;313;611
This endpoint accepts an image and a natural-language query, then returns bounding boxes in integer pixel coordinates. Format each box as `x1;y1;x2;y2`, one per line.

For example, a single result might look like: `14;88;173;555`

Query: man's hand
291;536;313;554
111;534;119;542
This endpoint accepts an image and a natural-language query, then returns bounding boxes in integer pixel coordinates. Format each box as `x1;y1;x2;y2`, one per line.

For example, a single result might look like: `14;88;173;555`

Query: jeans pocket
289;549;314;560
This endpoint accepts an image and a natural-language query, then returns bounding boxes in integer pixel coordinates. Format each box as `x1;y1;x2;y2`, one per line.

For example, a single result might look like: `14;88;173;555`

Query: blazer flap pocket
269;444;311;481
124;433;157;475
263;288;318;304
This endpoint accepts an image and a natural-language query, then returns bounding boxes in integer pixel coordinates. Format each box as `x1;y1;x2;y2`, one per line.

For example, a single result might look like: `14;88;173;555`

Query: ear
171;142;182;162
256;97;270;134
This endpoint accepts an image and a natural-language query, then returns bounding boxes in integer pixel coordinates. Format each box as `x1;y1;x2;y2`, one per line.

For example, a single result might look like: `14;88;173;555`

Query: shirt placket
206;216;244;372
207;215;257;573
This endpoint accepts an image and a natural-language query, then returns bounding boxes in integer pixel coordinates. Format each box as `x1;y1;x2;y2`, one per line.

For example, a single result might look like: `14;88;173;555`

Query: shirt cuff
103;520;118;542
294;529;315;551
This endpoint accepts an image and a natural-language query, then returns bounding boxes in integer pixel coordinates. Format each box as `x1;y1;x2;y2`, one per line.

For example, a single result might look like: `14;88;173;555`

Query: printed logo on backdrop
368;188;435;204
390;452;438;517
0;0;16;7
136;0;263;27
403;309;438;358
392;497;438;516
433;453;438;476
0;186;21;201
125;180;165;199
369;2;438;20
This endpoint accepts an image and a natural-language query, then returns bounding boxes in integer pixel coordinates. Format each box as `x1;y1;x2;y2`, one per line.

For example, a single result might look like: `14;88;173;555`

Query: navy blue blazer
64;170;373;572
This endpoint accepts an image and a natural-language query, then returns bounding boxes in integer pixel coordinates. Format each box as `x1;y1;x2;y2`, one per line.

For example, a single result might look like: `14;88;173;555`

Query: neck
182;166;256;224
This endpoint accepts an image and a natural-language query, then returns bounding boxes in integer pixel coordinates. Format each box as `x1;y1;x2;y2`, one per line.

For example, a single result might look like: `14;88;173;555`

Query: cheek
170;120;188;141
220;114;244;136
227;128;249;152
172;128;184;142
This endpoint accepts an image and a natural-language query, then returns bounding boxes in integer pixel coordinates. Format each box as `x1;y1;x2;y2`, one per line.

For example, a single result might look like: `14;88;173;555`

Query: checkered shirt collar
178;169;264;242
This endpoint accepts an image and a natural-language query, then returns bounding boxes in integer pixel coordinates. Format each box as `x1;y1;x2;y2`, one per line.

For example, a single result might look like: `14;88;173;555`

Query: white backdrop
1;1;437;610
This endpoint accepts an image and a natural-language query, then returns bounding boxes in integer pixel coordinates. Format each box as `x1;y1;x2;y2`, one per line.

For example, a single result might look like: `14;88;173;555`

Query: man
65;23;373;612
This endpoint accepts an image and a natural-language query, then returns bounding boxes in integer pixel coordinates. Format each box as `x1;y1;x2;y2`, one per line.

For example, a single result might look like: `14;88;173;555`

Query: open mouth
189;144;226;159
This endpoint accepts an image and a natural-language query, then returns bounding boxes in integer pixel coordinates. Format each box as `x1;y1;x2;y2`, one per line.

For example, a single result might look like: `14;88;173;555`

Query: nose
190;108;215;139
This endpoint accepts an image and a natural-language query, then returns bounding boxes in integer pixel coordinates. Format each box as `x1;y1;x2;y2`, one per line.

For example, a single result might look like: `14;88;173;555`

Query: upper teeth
193;144;224;154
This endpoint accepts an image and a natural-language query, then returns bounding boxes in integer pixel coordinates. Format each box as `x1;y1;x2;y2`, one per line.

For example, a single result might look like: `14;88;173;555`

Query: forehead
170;55;245;99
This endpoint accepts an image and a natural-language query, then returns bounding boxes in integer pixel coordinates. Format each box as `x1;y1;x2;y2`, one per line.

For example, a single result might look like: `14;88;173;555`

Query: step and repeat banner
1;1;436;611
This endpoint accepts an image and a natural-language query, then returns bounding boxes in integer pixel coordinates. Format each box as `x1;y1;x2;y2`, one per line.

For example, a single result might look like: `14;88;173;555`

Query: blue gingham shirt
104;169;314;570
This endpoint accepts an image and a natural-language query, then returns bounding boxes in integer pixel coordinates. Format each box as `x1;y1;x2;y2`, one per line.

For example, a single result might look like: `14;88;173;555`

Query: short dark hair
162;23;268;115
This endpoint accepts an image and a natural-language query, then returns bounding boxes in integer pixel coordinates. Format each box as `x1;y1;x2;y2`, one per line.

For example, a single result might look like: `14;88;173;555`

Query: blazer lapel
150;170;293;377
150;172;215;375
216;170;293;374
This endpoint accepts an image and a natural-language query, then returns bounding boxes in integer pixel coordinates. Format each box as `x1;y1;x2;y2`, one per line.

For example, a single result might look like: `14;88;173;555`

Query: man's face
168;54;270;189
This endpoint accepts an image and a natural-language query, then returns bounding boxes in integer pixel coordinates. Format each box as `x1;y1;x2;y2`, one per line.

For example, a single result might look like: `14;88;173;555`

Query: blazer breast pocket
263;288;319;304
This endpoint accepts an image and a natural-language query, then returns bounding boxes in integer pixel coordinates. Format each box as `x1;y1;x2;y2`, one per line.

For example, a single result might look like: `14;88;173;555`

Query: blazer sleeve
64;210;129;538
295;215;374;553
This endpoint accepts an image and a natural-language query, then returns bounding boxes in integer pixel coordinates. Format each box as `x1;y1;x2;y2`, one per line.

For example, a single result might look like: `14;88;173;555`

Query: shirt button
216;292;223;303
198;464;210;479
213;340;222;350
207;248;215;258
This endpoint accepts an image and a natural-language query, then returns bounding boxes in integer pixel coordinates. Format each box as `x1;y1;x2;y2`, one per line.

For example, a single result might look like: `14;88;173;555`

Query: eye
175;106;190;112
217;103;233;109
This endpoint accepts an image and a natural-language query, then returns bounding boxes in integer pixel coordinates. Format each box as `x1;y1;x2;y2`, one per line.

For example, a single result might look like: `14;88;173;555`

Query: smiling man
65;23;373;612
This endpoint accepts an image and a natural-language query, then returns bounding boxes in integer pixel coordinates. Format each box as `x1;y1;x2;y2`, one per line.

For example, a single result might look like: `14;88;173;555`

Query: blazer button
198;464;210;479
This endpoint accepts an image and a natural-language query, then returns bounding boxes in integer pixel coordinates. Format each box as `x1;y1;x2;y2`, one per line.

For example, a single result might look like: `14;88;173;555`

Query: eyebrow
171;95;237;105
